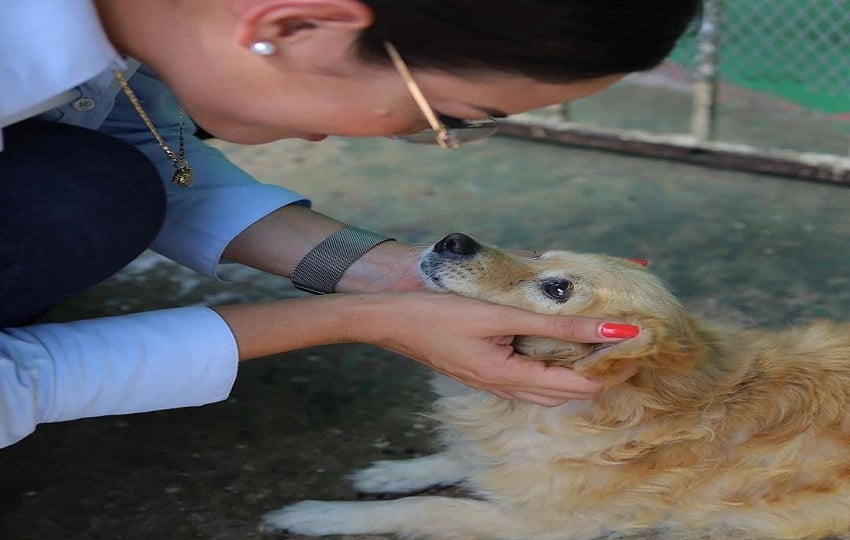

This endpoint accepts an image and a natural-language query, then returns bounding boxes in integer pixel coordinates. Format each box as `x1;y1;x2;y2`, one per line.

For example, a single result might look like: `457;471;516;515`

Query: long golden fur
262;233;850;540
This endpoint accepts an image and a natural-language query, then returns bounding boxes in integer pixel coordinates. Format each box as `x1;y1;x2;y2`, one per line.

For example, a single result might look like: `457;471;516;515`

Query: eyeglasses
384;42;500;149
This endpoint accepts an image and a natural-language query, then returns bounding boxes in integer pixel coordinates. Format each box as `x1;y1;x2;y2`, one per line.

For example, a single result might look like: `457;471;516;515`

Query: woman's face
98;0;623;146
170;53;622;145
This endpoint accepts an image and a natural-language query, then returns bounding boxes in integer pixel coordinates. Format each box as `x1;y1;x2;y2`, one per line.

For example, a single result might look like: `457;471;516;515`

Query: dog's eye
541;279;574;302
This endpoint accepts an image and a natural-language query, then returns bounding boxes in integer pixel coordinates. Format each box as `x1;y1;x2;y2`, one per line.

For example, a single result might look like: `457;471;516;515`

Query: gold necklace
112;70;194;187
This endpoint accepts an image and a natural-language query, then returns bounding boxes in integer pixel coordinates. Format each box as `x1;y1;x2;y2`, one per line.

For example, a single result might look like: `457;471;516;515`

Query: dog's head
420;233;703;390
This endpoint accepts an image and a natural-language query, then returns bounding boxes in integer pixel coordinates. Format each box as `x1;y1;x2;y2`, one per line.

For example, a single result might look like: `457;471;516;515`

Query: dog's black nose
434;233;480;256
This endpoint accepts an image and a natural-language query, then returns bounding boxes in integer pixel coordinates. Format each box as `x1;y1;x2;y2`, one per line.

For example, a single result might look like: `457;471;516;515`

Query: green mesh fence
670;0;850;114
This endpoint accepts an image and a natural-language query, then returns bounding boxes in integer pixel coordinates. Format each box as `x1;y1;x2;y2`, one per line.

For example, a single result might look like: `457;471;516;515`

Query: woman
0;0;701;448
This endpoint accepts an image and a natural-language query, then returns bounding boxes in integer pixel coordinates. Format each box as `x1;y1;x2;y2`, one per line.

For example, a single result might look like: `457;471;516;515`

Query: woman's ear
235;0;373;50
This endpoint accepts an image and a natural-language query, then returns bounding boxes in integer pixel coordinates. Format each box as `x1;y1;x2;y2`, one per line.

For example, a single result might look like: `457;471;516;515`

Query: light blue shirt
0;0;310;448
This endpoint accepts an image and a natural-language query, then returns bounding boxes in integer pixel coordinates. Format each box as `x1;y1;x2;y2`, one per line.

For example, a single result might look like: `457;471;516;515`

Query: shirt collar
0;0;126;129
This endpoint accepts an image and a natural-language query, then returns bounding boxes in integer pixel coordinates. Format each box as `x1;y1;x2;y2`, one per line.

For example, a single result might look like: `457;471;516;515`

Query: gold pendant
172;163;194;187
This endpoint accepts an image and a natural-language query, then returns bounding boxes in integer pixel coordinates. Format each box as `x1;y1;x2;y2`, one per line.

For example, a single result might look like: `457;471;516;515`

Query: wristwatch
290;227;395;294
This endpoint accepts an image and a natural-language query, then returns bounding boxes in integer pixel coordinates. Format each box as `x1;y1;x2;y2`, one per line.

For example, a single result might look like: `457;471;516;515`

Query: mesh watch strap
290;227;395;294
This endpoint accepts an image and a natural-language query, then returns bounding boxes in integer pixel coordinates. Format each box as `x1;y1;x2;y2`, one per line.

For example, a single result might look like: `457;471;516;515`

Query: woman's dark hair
356;1;702;82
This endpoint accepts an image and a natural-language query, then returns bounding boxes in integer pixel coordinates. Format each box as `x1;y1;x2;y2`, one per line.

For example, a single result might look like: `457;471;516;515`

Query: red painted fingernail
628;258;649;267
599;322;641;339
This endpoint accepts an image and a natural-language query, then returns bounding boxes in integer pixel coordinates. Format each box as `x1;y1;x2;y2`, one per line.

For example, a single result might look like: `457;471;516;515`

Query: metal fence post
691;0;722;143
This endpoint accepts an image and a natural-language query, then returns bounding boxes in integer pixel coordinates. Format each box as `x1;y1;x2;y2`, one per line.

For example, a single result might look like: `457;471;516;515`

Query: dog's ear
571;315;702;388
513;314;703;389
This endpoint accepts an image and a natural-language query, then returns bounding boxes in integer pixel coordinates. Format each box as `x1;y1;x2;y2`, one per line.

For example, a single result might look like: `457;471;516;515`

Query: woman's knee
0;121;166;326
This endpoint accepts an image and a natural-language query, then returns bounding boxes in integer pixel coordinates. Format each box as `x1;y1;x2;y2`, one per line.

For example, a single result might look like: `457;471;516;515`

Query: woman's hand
346;292;638;406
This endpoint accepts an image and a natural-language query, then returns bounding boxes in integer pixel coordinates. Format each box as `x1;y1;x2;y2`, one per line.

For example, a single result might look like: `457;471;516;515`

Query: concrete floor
2;96;850;539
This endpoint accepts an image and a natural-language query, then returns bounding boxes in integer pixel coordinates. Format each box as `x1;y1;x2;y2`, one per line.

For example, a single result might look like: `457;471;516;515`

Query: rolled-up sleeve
0;307;238;449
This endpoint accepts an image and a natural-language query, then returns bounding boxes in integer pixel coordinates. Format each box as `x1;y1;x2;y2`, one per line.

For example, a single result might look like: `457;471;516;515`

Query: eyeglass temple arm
383;42;445;134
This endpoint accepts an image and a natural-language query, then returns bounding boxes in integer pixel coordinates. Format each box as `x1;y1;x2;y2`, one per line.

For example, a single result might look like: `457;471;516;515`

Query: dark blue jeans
0;121;166;327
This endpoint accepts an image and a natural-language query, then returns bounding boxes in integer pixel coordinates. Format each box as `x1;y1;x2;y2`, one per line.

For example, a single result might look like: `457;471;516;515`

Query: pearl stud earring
250;41;277;56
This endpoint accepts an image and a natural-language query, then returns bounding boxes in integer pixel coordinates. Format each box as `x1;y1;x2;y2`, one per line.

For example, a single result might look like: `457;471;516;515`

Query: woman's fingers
350;292;640;405
500;306;641;344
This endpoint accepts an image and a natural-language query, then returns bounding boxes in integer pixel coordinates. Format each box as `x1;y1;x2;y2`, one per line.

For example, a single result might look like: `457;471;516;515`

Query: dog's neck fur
589;317;748;427
514;313;749;426
497;316;749;449
433;317;850;473
586;318;850;446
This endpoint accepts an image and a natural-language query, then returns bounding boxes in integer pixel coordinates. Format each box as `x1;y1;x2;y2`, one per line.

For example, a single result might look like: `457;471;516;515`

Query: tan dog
262;233;850;540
